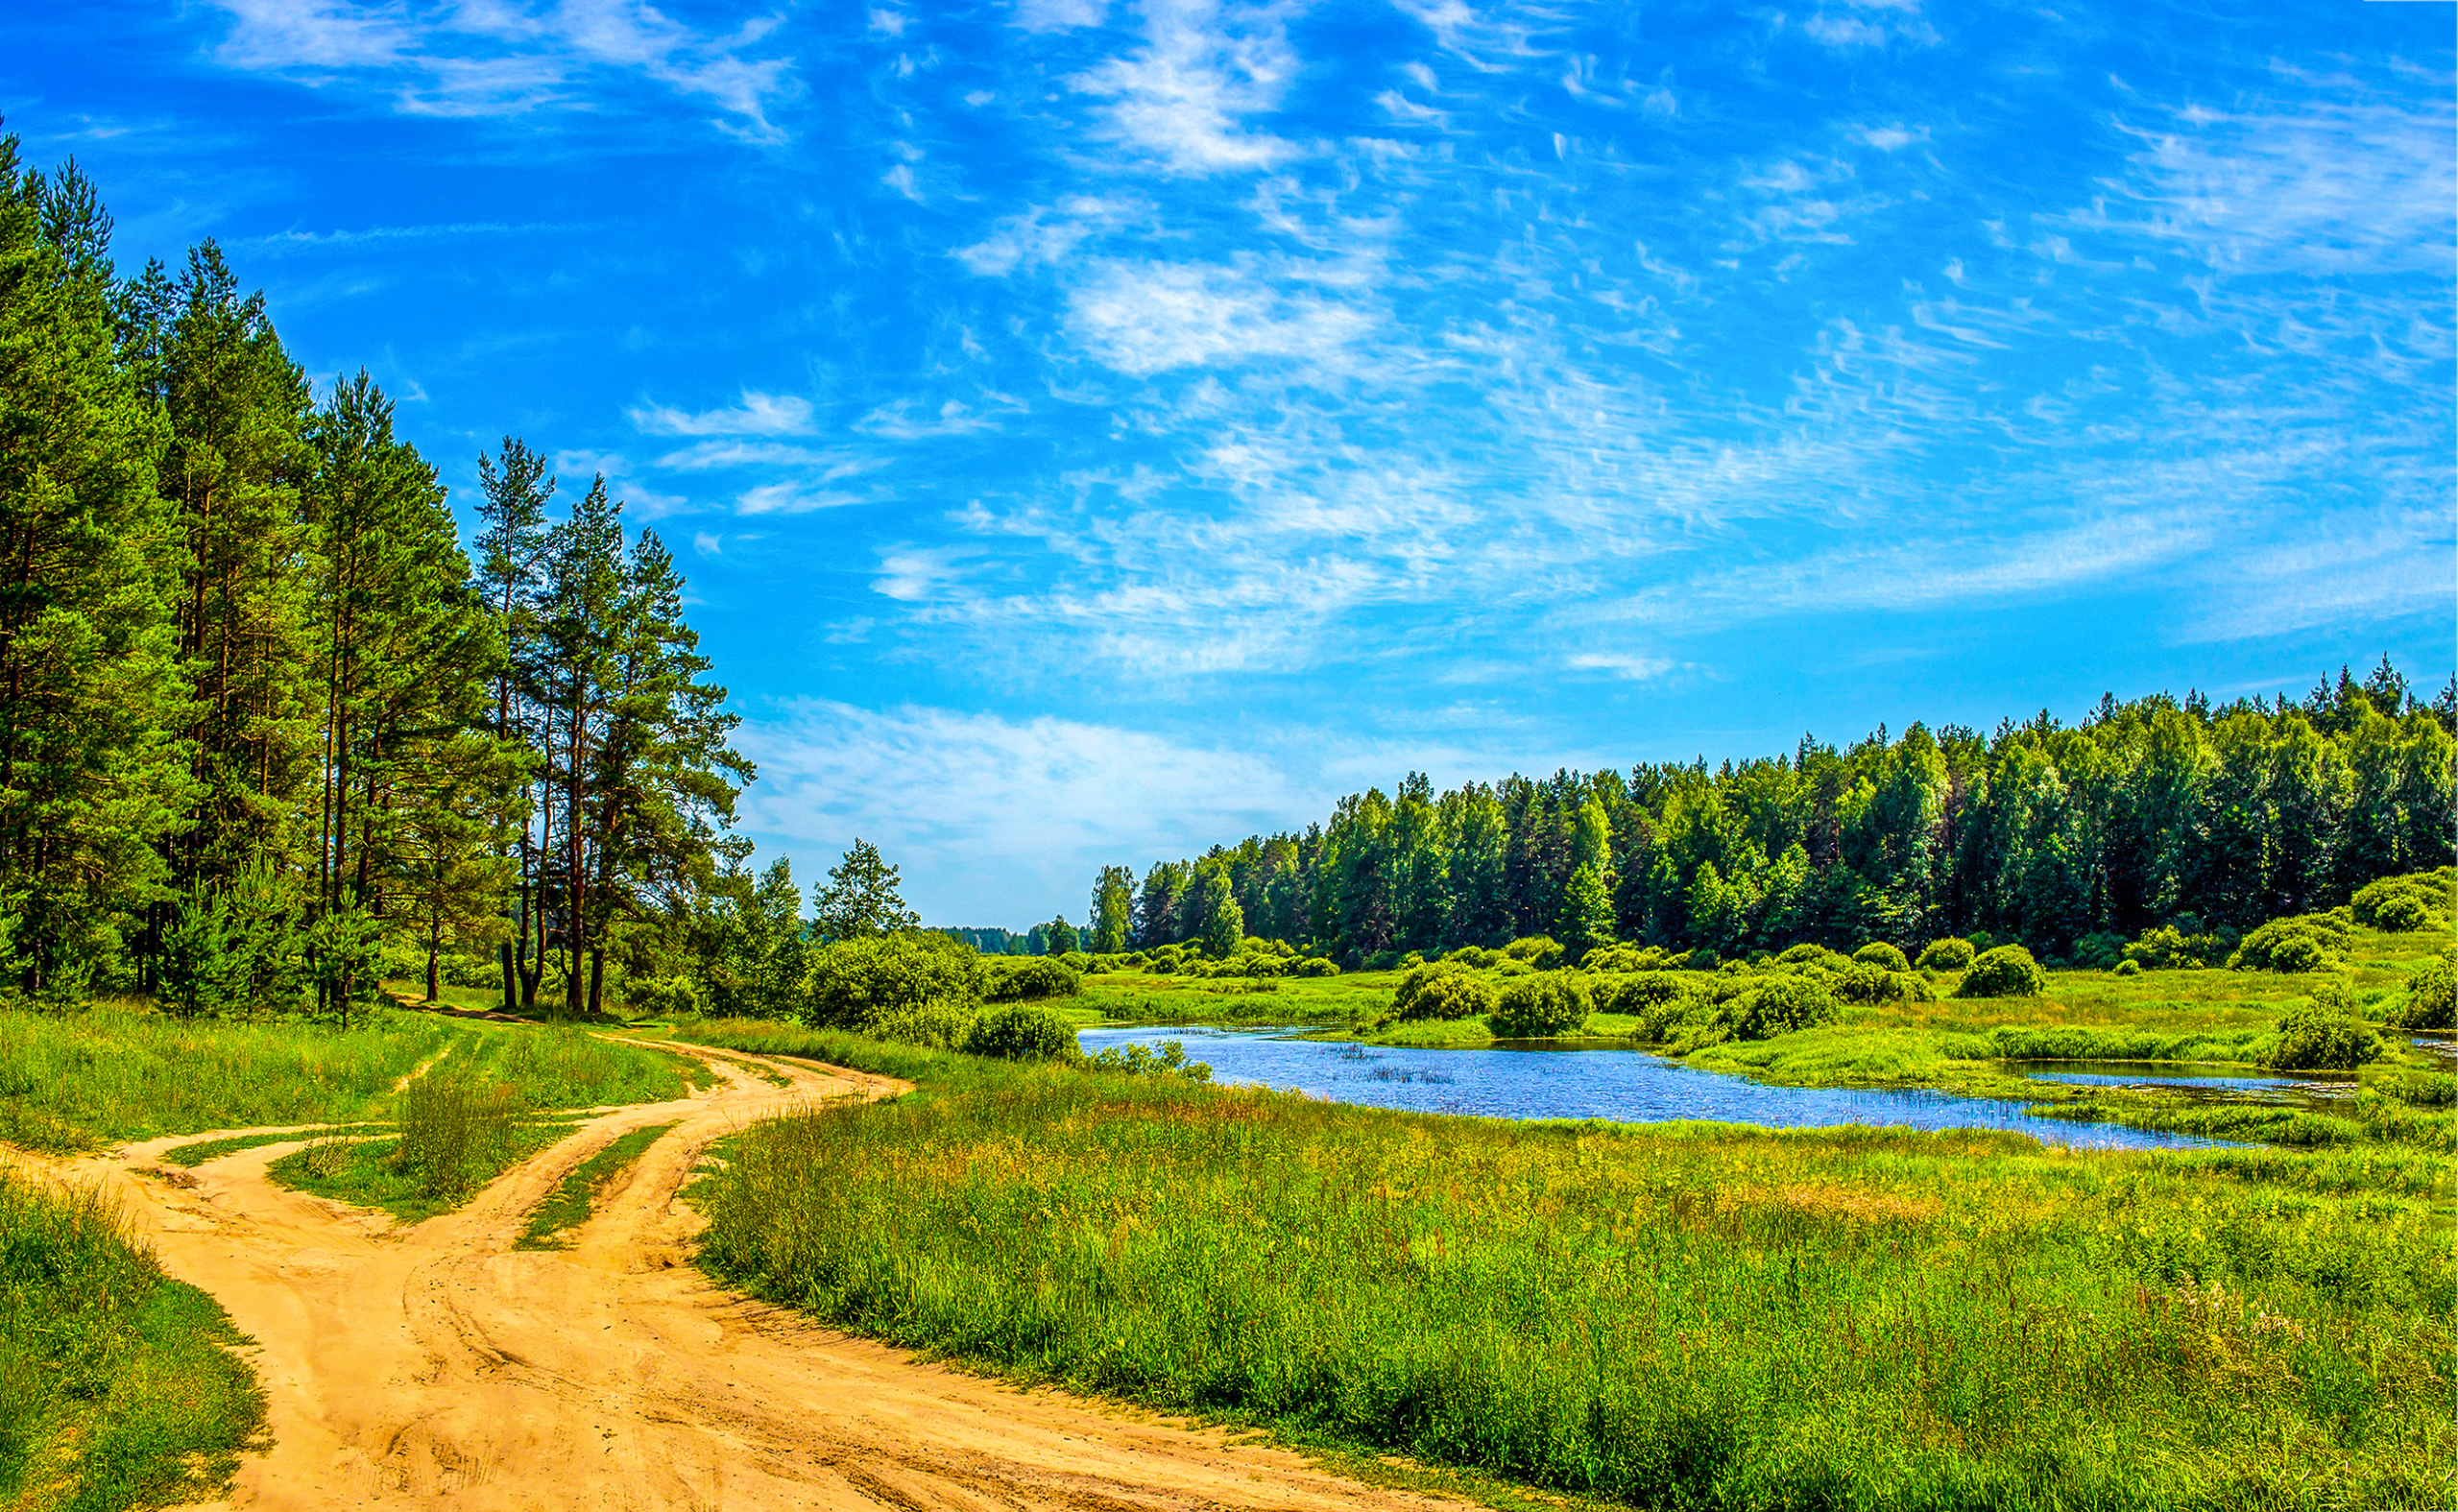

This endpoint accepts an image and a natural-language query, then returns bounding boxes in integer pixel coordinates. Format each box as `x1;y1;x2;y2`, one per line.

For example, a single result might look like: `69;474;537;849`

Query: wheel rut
12;1039;1481;1512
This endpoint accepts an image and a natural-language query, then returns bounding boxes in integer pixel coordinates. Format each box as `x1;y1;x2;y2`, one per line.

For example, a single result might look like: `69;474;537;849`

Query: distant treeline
0;135;752;1015
936;926;1064;957
1089;661;2457;967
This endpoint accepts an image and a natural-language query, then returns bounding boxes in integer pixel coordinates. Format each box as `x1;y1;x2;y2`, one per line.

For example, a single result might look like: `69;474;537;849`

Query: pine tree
1197;868;1242;958
812;838;918;940
0;144;189;996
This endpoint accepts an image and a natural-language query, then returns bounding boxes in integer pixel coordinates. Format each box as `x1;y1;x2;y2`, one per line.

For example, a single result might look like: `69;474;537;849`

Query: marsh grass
698;1059;2452;1512
515;1122;677;1250
0;1170;266;1511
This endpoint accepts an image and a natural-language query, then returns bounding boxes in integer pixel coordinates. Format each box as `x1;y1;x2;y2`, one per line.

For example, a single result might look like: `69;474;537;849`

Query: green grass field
695;1050;2453;1512
0;1171;267;1512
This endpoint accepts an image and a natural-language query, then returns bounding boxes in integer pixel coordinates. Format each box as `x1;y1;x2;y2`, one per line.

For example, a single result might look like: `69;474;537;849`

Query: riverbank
690;1036;2452;1512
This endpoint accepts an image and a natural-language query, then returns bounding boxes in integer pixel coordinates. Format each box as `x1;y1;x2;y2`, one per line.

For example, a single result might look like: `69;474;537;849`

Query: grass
158;1126;390;1167
515;1122;677;1250
695;1048;2454;1512
0;1169;266;1511
0;1003;700;1164
0;1004;456;1154
266;1120;576;1225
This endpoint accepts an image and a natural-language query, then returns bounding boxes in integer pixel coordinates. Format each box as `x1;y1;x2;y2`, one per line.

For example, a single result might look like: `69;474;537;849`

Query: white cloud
735;700;1308;922
954;197;1135;276
1064;260;1375;374
631;390;817;437
208;0;794;140
1070;0;1297;173
1565;651;1675;681
737;481;864;516
1015;0;1107;30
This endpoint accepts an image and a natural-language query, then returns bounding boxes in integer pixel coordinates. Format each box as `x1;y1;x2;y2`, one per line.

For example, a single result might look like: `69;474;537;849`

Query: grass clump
0;1171;266;1511
159;1126;388;1167
515;1122;677;1250
697;1068;2451;1512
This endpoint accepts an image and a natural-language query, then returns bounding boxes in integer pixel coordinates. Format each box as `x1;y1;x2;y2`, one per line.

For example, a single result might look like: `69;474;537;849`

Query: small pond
1077;1025;2231;1151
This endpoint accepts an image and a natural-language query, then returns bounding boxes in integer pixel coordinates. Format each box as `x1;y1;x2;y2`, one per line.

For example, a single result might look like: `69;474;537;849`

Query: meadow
694;1052;2450;1512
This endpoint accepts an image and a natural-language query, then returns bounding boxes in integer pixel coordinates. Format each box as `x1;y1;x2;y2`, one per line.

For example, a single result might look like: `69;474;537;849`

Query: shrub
1443;946;1503;969
984;956;1083;1002
1490;976;1591;1037
1734;972;1837;1038
2121;923;2235;972
1965;931;1996;953
865;1000;976;1050
623;974;702;1019
1915;937;1974;972
2230;913;2352;972
2263;996;2384;1071
1398;950;1426;969
1390;964;1498;1022
1088;1040;1214;1083
1834;963;1932;1005
2113;959;2142;977
2350;869;2455;932
805;932;984;1028
1503;936;1566;971
1775;944;1826;966
960;1004;1083;1062
2386;954;2455;1031
1851;942;1911;972
1591;972;1685;1013
1294;957;1340;977
1956;946;2047;999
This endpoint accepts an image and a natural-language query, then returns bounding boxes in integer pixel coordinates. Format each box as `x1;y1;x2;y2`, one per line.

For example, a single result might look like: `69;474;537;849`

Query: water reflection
1078;1025;2230;1151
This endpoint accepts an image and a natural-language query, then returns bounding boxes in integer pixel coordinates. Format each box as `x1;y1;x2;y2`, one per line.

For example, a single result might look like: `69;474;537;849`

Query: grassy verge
515;1122;677;1250
696;1044;2452;1512
0;1005;456;1153
0;1170;266;1511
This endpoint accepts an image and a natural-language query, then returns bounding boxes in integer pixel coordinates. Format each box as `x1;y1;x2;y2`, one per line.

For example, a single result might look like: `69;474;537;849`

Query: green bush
1775;943;1827;966
1442;946;1503;969
961;1004;1083;1062
1489;976;1591;1037
2229;912;2353;972
1835;963;1932;1005
804;932;984;1027
2263;996;2384;1071
2113;959;2142;977
1734;972;1837;1038
623;973;702;1019
1591;972;1685;1013
2386;954;2454;1031
1956;946;2047;998
865;1000;977;1050
1502;936;1566;971
2350;869;2455;932
1087;1040;1214;1083
1390;964;1498;1022
984;956;1083;1002
1851;942;1911;972
1294;956;1340;977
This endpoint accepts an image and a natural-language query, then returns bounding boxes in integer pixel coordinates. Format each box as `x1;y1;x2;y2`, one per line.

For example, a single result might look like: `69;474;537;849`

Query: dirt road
26;1042;1481;1512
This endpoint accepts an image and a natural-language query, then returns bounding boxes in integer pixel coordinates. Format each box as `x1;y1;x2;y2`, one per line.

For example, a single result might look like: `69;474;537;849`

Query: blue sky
8;0;2453;926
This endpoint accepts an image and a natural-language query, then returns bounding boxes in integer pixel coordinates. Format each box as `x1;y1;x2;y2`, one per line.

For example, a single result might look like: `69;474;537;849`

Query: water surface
1080;1025;2229;1151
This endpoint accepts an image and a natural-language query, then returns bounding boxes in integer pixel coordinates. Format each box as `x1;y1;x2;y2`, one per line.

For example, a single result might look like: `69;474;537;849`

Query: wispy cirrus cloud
207;0;796;139
631;390;816;437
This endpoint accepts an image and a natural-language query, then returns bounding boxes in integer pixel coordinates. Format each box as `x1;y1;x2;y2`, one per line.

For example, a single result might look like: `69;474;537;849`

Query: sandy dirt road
16;1041;1483;1512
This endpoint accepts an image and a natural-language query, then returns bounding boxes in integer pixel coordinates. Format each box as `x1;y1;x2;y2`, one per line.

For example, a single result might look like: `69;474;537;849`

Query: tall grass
698;1067;2452;1512
0;1170;265;1510
394;1073;530;1200
451;1022;699;1109
0;1005;454;1151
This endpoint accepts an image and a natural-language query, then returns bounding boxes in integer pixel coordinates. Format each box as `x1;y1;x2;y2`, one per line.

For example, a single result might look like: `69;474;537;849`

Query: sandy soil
17;1041;1482;1512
